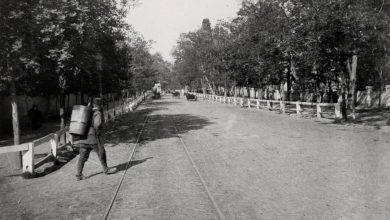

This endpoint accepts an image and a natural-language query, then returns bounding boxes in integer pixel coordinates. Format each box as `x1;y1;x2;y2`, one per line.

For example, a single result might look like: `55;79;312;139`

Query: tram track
172;121;225;220
102;100;225;220
102;115;149;220
169;105;225;220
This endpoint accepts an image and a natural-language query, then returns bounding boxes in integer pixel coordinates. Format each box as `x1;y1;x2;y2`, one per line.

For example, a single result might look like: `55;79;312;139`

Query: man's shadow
87;157;153;179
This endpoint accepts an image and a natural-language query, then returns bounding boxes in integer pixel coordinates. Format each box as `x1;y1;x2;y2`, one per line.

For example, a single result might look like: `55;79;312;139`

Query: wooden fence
194;93;342;119
0;92;149;175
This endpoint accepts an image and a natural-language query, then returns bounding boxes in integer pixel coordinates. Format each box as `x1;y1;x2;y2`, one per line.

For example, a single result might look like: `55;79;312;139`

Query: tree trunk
379;68;383;108
9;80;22;169
347;55;358;119
201;78;206;95
341;90;348;120
55;95;58;115
59;92;65;129
287;67;291;101
281;82;286;113
99;71;103;98
224;80;227;97
46;95;51;114
67;94;70;115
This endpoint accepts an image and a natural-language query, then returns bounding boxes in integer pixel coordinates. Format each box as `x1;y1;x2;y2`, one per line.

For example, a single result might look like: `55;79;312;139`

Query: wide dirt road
1;95;390;220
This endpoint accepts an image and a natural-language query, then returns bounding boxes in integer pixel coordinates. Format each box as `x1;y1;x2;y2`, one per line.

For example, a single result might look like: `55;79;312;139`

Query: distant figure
28;105;43;130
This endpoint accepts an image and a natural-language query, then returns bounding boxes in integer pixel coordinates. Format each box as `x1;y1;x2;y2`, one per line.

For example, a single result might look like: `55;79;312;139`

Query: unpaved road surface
1;95;390;220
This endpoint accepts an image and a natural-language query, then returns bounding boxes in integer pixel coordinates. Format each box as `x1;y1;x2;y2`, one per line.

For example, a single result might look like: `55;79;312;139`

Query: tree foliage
171;0;390;98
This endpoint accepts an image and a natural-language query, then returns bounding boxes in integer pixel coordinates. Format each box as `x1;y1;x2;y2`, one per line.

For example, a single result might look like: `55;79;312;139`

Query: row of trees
0;0;170;168
172;0;390;113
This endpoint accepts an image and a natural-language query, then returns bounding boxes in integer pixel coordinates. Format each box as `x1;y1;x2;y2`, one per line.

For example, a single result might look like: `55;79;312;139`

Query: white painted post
256;100;260;109
51;134;58;157
296;102;302;115
22;142;34;174
280;100;285;113
66;132;73;145
267;100;271;110
247;99;251;108
316;104;322;118
334;103;342;118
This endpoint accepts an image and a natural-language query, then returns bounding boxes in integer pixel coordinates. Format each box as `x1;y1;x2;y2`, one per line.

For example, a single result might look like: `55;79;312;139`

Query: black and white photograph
1;0;390;219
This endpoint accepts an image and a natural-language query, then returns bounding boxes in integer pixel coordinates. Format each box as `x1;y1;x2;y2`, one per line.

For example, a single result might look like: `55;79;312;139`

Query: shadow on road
13;97;210;179
105;100;212;144
86;157;153;179
8;147;78;179
107;113;212;144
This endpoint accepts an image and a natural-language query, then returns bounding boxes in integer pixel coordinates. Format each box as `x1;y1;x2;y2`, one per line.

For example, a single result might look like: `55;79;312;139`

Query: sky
126;0;242;63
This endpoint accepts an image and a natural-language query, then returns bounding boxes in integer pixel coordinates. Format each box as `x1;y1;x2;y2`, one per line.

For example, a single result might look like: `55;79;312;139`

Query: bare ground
1;95;390;219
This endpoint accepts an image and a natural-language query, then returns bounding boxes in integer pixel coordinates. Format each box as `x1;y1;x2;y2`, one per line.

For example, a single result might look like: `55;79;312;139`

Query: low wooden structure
0;92;150;176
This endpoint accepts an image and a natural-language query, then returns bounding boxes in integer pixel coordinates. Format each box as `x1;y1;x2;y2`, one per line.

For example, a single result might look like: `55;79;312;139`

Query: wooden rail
194;93;342;119
0;92;150;176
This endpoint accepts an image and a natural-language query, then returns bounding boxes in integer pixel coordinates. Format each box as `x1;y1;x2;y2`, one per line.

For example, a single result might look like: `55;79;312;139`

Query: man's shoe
76;174;88;181
104;167;117;175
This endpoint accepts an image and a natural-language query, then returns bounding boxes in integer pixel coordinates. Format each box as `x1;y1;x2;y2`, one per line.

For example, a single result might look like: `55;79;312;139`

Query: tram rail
101;105;225;220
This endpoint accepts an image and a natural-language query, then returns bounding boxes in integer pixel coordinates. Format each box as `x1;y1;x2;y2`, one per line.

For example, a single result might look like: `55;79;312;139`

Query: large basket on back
69;105;92;135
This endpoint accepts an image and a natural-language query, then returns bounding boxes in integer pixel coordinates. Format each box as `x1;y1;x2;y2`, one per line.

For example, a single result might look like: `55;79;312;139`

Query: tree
0;0;41;169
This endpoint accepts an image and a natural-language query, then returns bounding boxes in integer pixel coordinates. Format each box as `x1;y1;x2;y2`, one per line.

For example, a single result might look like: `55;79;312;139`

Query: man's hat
93;98;103;107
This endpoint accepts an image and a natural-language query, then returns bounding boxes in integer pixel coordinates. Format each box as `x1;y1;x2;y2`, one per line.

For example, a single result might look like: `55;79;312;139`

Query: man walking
74;98;115;181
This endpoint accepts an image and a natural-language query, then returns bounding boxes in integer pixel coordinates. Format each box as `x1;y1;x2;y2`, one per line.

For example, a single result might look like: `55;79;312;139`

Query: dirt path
1;95;390;219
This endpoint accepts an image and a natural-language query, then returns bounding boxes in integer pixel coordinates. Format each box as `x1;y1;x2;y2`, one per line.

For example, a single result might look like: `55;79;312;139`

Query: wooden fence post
334;103;342;118
296;102;302;115
316;104;322;118
280;100;285;113
51;134;59;157
267;100;271;109
22;142;34;175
